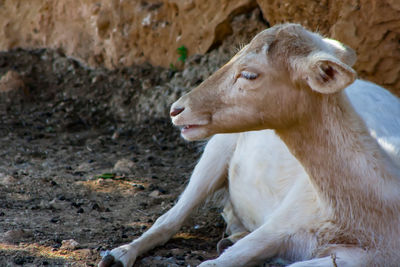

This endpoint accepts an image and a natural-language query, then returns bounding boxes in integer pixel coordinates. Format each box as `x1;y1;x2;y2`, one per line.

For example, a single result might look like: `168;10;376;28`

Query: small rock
50;217;60;223
0;70;29;104
0;70;26;93
77;207;84;213
91;74;104;84
141;79;152;90
91;202;106;212
111;131;120;140
149;190;161;198
132;183;145;190
96;178;112;186
76;162;93;172
1;229;33;243
0;173;17;185
61;239;80;250
48;198;69;210
171;248;184;256
112;158;136;174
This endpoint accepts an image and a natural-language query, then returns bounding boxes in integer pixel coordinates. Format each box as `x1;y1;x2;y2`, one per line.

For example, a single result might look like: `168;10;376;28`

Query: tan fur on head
264;24;357;94
171;23;360;140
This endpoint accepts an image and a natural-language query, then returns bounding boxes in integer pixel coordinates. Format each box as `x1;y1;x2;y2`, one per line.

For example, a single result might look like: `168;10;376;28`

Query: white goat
99;24;400;267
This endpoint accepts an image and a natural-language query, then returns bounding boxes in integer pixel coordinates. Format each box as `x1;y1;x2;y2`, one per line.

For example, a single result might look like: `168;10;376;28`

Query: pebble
77;207;84;213
112;158;136;174
111;131;120;140
91;202;105;212
1;229;33;243
0;70;26;94
47;198;69;210
50;217;60;223
76;162;93;172
60;239;80;250
0;173;17;185
149;190;161;198
132;183;145;190
96;178;113;186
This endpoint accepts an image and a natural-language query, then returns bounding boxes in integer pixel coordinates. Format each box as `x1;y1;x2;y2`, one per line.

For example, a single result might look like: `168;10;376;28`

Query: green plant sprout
177;45;188;63
170;45;188;71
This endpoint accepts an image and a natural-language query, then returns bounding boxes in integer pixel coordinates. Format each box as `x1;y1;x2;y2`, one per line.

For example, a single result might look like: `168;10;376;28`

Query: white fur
99;79;400;267
99;25;400;267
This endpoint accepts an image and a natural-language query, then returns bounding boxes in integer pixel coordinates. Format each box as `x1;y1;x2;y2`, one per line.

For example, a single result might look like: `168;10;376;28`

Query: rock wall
0;0;399;91
0;0;257;68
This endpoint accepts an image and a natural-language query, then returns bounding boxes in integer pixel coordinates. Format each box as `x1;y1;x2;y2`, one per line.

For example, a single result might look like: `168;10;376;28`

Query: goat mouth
181;124;200;133
179;124;209;141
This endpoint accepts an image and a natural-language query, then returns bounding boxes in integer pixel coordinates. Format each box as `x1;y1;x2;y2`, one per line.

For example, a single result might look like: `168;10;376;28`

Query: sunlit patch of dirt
76;178;149;195
172;232;213;241
0;242;97;262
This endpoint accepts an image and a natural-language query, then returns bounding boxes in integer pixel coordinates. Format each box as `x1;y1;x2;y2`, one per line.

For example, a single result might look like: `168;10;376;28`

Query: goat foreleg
198;221;293;267
98;134;238;267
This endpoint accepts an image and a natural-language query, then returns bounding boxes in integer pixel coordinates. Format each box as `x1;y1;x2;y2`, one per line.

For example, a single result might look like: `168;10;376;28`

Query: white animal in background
99;24;400;267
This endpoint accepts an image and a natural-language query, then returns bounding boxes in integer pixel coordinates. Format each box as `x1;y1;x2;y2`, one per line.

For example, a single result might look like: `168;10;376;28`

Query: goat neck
276;90;400;241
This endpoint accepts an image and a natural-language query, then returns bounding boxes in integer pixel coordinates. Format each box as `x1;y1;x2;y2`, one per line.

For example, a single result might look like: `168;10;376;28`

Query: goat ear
297;52;356;94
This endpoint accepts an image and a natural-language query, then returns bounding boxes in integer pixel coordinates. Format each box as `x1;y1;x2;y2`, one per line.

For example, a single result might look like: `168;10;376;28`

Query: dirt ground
0;10;273;266
0;48;229;267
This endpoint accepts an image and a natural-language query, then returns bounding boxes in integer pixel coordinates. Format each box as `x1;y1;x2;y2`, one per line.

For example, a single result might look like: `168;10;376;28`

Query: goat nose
170;107;184;117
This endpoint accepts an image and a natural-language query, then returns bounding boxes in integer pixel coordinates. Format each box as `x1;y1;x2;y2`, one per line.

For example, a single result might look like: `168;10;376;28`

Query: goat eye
240;71;258;80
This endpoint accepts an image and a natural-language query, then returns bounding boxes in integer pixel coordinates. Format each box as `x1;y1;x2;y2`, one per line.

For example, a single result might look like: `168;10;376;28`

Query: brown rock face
0;0;256;68
0;0;399;92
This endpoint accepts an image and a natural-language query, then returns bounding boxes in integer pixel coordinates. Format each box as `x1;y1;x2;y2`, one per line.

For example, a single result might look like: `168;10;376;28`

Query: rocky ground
0;11;276;266
0;47;230;267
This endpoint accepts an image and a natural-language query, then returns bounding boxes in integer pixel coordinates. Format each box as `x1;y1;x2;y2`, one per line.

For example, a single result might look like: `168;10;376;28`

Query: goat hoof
98;254;124;267
217;238;233;255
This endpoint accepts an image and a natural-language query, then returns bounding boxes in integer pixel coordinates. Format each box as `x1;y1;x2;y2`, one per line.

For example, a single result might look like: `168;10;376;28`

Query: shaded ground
0;49;225;267
0;10;269;266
